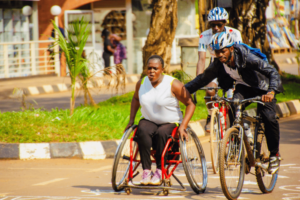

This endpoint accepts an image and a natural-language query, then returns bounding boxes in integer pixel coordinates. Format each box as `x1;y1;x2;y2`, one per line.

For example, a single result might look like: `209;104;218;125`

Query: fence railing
0;40;60;78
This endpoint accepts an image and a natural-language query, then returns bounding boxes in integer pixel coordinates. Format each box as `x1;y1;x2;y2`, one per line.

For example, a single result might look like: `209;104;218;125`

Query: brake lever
252;101;265;106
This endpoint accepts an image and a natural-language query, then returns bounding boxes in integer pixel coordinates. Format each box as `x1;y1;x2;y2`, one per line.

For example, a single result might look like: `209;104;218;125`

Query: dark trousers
229;84;280;156
135;119;177;170
102;52;111;68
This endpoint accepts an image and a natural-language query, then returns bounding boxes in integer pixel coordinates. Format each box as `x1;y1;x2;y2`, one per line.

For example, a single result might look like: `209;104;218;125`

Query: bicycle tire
219;127;245;200
210;109;220;174
255;132;278;193
112;125;138;191
180;127;207;194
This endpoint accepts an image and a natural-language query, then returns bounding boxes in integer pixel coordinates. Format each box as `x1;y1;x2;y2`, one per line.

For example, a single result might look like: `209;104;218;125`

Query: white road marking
216;195;249;199
33;178;68;186
281;164;296;167
244;180;257;185
282;193;300;200
280;185;300;192
88;166;113;172
5;168;90;170
151;196;185;199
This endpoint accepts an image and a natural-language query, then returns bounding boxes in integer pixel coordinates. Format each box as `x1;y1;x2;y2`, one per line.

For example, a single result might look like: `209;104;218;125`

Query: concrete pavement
0;115;299;200
0;74;140;99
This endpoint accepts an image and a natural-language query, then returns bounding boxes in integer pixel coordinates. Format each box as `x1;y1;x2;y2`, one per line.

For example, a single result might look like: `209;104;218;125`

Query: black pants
102;52;111;68
229;84;280;156
134;119;177;170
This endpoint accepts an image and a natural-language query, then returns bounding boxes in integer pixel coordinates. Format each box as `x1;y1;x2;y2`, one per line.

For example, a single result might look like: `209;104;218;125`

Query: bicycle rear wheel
210;109;221;174
180;128;207;194
112;125;138;191
255;131;278;193
219;127;245;200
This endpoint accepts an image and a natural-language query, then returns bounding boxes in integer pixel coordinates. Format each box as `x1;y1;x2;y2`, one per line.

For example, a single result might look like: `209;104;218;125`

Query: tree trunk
142;0;178;74
228;0;272;63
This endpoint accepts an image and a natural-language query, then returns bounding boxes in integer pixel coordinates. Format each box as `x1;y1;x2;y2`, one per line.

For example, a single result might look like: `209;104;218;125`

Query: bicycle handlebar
199;87;221;91
204;96;265;106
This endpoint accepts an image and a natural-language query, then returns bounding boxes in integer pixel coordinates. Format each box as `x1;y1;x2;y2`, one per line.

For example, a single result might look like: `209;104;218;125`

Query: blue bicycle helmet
208;7;228;22
209;32;234;50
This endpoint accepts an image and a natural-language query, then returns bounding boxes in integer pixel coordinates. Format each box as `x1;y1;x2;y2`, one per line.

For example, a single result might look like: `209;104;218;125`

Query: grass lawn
0;82;300;143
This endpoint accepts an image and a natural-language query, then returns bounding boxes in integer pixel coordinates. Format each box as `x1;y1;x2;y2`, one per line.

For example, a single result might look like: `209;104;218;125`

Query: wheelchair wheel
112;125;138;191
180;127;207;194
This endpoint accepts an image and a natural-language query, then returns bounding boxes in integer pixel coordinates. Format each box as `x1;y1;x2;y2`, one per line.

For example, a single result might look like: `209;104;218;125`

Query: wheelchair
111;125;208;196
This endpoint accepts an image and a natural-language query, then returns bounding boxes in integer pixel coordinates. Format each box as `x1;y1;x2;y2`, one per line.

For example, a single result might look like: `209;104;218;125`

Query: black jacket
185;44;284;94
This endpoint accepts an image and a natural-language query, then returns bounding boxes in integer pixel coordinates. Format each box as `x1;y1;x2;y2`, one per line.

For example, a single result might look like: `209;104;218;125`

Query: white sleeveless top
139;75;183;125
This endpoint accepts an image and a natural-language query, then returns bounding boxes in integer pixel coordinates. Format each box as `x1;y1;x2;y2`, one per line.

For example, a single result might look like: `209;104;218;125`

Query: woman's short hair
147;55;164;68
101;29;110;38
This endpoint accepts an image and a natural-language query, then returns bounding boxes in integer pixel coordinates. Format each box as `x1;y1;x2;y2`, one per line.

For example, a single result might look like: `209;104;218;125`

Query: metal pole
54;15;61;76
126;0;134;74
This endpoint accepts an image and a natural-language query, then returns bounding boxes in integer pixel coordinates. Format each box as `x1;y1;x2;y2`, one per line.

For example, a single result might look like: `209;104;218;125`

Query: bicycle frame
212;101;229;139
231;101;266;170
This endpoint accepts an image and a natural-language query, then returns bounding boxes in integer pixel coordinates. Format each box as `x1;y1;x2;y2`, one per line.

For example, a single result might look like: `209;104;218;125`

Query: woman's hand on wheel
177;126;188;142
124;121;134;133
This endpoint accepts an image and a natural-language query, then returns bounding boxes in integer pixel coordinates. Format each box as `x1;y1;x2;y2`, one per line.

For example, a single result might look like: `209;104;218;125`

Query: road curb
7;74;141;98
0;100;299;160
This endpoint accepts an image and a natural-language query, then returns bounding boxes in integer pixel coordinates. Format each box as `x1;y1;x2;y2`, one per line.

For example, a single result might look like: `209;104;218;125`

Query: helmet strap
225;49;233;66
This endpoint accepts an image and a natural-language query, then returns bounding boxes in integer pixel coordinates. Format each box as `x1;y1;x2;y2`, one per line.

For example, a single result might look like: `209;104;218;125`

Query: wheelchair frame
124;126;186;195
112;124;207;196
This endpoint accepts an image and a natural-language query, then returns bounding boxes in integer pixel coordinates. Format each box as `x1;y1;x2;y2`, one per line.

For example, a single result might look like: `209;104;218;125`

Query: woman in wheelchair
124;55;196;186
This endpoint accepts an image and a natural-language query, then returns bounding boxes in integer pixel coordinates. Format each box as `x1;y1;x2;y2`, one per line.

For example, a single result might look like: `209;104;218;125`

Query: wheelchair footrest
124;184;186;191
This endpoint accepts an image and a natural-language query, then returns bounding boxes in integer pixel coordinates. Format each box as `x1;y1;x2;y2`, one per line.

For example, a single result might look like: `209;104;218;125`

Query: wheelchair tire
180;127;207;194
112;125;138;191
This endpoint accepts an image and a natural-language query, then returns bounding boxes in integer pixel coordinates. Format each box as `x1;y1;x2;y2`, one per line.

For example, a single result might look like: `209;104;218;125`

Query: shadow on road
279;119;300;145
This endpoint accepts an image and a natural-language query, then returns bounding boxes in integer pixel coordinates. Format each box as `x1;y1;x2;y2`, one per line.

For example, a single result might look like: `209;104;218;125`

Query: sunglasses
210;23;225;28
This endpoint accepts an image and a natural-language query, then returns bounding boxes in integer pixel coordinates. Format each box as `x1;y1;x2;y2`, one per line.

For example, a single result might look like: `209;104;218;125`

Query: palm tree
52;18;90;115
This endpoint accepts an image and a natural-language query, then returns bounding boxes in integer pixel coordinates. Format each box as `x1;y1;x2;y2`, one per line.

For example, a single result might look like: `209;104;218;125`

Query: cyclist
197;7;243;132
185;32;283;174
124;55;195;185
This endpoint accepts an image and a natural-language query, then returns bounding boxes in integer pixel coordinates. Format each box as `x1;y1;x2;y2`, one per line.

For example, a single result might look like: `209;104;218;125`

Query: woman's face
147;59;163;83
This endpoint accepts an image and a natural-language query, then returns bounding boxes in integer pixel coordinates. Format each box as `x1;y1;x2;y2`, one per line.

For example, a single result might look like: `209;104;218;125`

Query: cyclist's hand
176;126;188;142
124;121;134;133
262;93;274;103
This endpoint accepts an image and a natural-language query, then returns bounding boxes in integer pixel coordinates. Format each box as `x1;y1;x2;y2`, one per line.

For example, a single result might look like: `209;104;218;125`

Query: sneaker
150;169;162;186
140;169;152;185
268;153;281;174
205;115;211;133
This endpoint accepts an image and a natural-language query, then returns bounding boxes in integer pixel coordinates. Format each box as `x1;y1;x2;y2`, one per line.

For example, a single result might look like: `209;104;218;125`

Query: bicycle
198;87;231;174
216;96;279;200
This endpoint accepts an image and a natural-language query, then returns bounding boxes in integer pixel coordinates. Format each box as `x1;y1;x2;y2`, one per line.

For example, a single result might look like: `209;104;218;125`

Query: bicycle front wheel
180;128;207;194
219;127;245;200
255;132;278;193
210;109;221;174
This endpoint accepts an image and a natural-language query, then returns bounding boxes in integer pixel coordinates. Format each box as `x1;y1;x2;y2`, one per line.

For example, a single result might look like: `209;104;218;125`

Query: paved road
0;83;136;112
0;115;299;200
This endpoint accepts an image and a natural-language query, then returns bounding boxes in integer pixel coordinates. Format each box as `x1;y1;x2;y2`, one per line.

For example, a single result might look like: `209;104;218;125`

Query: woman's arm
172;79;196;141
111;34;122;42
107;45;115;54
124;80;141;132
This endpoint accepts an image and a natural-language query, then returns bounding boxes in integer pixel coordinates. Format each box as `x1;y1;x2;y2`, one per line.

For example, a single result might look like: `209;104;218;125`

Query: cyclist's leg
257;97;280;156
135;119;158;170
257;96;280;173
